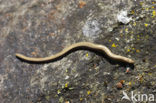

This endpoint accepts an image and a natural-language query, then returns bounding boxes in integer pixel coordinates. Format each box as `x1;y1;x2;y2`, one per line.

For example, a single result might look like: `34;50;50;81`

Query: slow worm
15;42;134;64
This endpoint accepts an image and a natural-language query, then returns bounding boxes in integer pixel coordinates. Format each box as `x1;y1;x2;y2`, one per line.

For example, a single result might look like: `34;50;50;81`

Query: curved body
16;42;134;64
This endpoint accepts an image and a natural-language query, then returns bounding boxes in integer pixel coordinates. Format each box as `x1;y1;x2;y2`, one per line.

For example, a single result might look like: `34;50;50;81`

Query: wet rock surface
0;0;155;103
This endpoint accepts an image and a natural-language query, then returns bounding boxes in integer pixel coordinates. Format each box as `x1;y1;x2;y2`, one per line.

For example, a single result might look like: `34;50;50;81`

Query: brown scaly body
16;42;134;64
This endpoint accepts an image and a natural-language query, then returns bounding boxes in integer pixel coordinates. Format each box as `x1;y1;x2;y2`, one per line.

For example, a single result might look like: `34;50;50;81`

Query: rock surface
0;0;156;102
